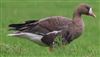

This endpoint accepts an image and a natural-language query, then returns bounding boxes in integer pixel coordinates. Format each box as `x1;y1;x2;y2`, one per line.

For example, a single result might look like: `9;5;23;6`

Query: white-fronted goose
8;4;96;51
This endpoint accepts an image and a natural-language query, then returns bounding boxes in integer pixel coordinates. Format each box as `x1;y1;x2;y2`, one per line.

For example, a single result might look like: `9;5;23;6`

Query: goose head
74;4;96;17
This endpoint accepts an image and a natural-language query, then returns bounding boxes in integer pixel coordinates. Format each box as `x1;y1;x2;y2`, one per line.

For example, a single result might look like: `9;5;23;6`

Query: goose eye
85;7;89;11
85;6;89;9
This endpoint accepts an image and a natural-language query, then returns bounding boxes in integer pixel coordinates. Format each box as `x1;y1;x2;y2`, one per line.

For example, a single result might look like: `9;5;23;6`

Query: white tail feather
7;32;26;36
7;34;22;36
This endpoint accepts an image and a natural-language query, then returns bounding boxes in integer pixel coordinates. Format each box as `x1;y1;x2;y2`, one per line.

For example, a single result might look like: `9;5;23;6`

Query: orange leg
61;45;66;49
48;47;53;52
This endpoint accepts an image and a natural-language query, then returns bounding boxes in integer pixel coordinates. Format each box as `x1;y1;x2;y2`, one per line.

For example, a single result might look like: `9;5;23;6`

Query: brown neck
72;10;84;27
73;10;82;20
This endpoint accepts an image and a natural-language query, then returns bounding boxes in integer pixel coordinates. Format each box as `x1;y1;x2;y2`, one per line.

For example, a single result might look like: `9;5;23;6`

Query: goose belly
24;33;48;46
8;32;48;46
70;28;83;41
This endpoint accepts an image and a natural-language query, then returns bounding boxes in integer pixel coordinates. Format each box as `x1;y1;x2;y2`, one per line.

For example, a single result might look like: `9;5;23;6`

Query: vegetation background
0;0;100;57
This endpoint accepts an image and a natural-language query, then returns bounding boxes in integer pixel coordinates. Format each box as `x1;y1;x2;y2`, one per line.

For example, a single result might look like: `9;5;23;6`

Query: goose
8;4;96;51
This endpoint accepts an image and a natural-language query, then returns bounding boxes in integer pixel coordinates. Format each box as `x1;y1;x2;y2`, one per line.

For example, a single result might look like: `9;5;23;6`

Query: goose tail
8;20;38;31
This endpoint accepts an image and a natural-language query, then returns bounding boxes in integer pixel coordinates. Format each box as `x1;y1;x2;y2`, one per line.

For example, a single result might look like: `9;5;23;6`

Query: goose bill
89;8;96;17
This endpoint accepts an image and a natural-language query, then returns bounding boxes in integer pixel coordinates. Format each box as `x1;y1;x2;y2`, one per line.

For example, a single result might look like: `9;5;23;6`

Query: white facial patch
89;8;93;14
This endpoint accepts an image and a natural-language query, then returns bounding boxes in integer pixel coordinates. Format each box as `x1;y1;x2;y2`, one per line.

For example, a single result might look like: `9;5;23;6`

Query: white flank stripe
47;30;61;35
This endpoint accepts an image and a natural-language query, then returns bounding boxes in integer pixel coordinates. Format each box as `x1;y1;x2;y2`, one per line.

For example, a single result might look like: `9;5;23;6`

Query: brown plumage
8;4;96;51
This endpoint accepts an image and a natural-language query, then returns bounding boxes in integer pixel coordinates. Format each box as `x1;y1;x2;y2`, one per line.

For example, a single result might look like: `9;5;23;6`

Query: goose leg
48;42;54;52
48;46;53;52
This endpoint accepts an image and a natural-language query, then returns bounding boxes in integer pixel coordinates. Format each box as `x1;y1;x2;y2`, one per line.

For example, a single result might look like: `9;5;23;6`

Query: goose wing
9;16;71;35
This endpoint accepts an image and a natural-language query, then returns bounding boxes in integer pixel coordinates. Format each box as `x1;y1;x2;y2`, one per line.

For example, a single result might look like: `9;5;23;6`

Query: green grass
0;0;100;57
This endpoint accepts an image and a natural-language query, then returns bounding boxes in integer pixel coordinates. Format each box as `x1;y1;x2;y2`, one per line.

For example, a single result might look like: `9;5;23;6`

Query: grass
0;0;100;57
